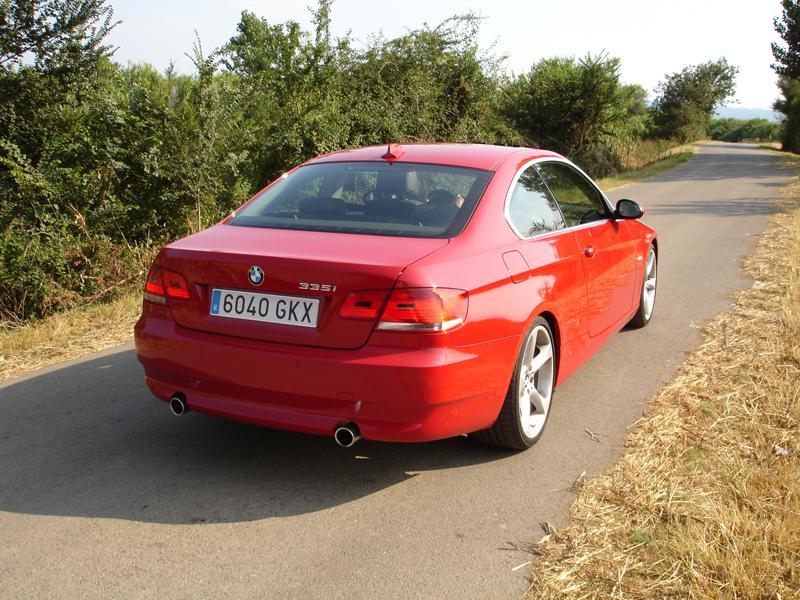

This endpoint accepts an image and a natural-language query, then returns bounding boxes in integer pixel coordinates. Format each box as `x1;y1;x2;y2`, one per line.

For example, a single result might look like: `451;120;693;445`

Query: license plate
210;289;319;328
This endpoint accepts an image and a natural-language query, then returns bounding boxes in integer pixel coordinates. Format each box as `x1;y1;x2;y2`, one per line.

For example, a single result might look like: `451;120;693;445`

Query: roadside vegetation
1;0;738;327
596;147;697;191
0;146;699;383
0;290;139;380
709;118;780;143
528;179;800;597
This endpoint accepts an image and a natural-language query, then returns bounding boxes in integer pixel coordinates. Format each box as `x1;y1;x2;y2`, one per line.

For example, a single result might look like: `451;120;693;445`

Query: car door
536;161;637;338
505;163;587;347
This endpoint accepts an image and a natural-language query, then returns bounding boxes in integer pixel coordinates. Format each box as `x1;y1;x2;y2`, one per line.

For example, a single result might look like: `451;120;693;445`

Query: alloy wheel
518;324;555;439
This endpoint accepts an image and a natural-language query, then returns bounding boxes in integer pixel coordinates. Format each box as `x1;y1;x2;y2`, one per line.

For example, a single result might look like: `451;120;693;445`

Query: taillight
162;270;190;299
144;265;166;304
338;290;388;320
143;265;190;303
378;288;468;332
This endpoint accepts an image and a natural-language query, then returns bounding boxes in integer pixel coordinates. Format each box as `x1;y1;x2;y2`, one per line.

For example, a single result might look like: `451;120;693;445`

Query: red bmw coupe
134;144;657;450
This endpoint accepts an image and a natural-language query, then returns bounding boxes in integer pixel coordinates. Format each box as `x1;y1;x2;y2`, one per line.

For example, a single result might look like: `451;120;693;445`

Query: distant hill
714;107;781;122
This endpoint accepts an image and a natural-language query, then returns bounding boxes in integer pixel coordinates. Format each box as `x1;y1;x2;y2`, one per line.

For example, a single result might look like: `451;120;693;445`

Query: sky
107;0;784;110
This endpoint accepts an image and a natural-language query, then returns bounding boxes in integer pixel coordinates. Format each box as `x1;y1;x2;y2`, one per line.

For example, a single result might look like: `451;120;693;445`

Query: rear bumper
134;316;518;442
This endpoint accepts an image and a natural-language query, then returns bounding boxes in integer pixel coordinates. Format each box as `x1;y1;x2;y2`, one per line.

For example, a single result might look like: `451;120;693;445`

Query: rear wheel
629;245;657;328
470;317;556;450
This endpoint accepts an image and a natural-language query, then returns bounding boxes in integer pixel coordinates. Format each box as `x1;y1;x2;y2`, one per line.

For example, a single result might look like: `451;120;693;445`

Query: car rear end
134;154;518;442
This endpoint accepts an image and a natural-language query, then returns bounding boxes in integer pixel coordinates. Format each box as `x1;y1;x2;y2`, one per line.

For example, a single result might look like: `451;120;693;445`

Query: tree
502;53;632;175
650;59;738;142
773;0;800;78
346;15;510;147
0;0;117;78
0;0;124;319
772;1;800;152
775;77;800;152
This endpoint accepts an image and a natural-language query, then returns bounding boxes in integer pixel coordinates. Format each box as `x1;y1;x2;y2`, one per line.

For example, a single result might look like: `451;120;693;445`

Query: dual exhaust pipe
168;391;361;447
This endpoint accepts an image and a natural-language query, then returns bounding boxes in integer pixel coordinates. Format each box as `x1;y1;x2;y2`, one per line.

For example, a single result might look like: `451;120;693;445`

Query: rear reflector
338;290;388;320
378;288;468;332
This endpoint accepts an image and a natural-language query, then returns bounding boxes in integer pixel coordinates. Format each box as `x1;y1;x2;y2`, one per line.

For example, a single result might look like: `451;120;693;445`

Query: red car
134;144;657;450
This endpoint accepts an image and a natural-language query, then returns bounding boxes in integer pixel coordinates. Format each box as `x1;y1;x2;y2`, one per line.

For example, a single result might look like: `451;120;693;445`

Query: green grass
597;151;696;191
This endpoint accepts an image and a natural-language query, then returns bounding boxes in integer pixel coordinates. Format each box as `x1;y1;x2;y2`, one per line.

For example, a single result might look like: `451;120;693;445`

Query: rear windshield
229;161;493;238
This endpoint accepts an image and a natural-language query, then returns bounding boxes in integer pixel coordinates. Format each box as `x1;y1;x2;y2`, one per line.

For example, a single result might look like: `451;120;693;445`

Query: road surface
0;143;794;599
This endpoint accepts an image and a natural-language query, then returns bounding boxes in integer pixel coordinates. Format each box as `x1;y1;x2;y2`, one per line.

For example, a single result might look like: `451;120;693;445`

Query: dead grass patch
528;182;800;597
0;291;141;382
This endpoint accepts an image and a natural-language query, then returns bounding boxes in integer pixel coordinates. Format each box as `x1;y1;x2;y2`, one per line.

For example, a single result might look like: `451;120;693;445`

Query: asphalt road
0;143;794;599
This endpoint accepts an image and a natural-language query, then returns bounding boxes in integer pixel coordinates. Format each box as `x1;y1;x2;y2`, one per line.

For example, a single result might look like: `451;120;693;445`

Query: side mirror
615;199;644;220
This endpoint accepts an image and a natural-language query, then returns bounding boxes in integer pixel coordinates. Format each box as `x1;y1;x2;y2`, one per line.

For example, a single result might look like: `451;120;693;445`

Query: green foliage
651;59;738;142
0;0;711;321
223;9;512;189
0;0;117;78
772;3;800;154
773;0;800;79
775;77;800;152
709;118;780;143
502;54;650;176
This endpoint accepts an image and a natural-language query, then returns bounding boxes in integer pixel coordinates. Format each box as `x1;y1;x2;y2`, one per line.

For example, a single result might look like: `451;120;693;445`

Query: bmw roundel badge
248;266;265;286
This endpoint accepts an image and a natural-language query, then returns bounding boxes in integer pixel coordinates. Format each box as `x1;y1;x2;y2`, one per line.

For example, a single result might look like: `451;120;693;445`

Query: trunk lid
157;224;448;349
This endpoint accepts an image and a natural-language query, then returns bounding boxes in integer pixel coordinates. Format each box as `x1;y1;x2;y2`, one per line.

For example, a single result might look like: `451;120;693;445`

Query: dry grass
0;291;141;382
528;183;800;597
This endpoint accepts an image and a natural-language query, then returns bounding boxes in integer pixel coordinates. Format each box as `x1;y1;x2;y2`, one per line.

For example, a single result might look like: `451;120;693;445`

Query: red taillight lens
143;265;190;303
378;288;468;332
144;265;166;304
338;290;388;320
162;270;190;299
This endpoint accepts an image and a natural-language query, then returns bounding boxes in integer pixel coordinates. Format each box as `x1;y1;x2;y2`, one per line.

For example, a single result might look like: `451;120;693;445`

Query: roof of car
305;143;562;171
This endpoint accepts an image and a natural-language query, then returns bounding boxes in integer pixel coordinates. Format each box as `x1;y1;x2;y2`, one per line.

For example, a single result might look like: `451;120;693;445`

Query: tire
470;317;556;450
629;245;657;329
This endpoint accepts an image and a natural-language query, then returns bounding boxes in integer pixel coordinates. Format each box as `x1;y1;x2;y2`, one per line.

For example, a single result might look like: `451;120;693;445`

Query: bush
709;118;780;143
503;54;622;175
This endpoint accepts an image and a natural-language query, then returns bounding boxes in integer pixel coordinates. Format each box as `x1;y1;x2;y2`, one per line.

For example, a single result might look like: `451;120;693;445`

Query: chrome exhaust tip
334;422;362;448
169;393;188;416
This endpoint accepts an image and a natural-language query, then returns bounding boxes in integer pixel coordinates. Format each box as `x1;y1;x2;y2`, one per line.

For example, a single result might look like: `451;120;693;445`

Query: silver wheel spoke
530;387;549;415
529;345;552;373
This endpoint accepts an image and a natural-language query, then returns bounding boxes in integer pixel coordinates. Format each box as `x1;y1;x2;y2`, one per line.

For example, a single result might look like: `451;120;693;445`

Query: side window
537;162;610;227
507;166;566;237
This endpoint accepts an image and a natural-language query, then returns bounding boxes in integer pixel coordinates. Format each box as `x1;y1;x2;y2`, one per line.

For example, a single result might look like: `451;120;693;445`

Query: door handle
583;246;596;258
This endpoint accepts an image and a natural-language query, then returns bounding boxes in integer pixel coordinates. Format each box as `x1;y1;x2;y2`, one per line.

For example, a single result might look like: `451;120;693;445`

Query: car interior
270;167;482;228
